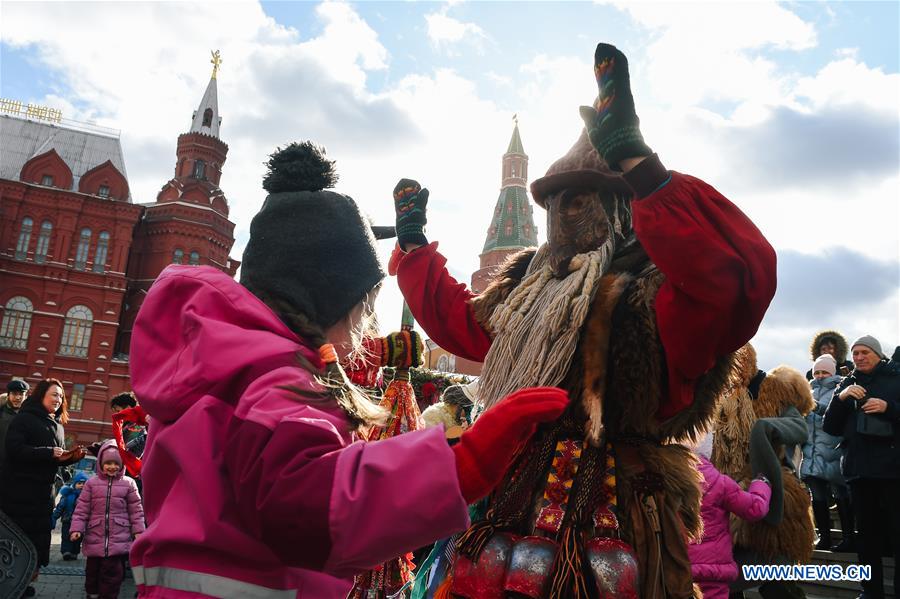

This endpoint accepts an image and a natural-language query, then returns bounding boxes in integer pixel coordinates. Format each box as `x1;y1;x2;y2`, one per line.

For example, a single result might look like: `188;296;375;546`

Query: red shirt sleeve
395;242;493;363
632;172;777;419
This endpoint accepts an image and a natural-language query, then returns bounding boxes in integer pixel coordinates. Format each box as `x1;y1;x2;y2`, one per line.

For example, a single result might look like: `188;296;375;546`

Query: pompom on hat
240;142;387;329
813;354;836;376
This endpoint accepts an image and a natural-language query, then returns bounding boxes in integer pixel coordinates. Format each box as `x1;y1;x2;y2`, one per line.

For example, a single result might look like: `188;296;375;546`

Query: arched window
172;248;184;264
59;305;93;357
505;222;513;236
15;217;33;260
202;108;213;127
35;221;53;263
0;296;33;350
193;160;205;179
74;228;91;270
189;251;200;266
92;232;110;273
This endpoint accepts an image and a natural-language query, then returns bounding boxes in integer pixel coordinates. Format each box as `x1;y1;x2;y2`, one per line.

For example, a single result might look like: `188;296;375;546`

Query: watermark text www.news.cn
743;564;871;582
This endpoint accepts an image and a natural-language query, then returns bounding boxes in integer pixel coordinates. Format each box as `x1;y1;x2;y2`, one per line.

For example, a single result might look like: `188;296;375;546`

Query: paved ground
29;529;136;598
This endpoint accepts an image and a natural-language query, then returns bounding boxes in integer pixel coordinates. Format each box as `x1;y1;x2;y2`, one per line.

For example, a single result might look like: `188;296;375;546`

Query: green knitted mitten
579;43;652;170
393;178;429;249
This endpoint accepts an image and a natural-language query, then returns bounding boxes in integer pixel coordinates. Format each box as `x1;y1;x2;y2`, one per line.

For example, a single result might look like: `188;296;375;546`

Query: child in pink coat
688;432;772;599
70;439;145;599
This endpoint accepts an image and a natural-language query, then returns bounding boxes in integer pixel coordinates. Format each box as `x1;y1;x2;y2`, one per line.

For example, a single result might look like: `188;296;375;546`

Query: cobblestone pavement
27;529;137;598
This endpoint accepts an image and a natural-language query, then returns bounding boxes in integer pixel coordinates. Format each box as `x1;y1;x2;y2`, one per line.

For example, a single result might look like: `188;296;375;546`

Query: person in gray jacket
801;355;854;552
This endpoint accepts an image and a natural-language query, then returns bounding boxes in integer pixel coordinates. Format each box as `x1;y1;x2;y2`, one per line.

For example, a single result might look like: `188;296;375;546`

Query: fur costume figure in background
393;43;777;599
422;382;476;442
711;344;816;573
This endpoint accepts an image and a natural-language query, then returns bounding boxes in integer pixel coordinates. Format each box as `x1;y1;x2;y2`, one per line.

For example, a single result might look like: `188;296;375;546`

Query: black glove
578;43;652;169
393;178;429;249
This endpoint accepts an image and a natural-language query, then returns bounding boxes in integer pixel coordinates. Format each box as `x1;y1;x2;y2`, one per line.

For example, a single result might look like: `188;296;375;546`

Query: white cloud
424;9;488;55
607;1;816;110
792;57;900;114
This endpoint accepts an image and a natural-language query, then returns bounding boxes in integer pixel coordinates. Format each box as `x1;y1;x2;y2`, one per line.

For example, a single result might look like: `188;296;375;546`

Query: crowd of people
0;384;147;598
0;41;897;599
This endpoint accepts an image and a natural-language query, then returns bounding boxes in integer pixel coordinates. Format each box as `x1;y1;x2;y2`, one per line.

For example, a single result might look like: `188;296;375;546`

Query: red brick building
0;65;237;445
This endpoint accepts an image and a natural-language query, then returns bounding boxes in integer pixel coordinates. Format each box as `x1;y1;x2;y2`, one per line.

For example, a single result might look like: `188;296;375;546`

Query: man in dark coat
0;379;29;480
824;335;900;599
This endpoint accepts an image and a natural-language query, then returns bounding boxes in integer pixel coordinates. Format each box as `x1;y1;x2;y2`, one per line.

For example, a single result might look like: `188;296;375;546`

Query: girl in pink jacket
70;439;145;599
127;145;567;598
687;432;772;599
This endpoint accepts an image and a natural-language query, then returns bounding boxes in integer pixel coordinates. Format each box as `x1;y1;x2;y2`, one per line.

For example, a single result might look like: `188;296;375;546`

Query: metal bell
503;535;559;598
450;532;518;599
585;536;640;599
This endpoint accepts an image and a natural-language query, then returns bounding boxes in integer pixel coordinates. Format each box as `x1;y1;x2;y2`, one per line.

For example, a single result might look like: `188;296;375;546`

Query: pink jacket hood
96;439;124;479
129;265;322;424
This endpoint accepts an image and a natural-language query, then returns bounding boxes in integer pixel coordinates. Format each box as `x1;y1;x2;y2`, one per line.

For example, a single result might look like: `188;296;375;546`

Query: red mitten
452;387;569;503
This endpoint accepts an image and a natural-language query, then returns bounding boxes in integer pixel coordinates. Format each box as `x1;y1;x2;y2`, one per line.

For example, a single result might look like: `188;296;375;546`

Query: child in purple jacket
688;432;772;599
70;439;145;599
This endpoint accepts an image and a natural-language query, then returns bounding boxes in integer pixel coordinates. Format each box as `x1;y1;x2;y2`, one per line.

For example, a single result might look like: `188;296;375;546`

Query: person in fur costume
392;43;776;599
711;344;816;599
422;383;476;442
805;330;854;380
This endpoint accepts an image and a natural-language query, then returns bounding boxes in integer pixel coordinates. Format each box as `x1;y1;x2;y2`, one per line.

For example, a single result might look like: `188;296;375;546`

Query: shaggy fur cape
712;345;816;564
469;245;738;599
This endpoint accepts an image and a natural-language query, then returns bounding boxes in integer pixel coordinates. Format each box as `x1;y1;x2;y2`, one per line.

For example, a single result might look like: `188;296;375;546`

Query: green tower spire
482;121;538;253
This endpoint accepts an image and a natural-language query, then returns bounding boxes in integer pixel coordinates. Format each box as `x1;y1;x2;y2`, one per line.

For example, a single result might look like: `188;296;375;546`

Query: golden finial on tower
210;50;222;80
512;113;518;126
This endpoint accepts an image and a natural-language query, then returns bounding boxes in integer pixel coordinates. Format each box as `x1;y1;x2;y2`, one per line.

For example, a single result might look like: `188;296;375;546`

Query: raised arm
579;43;776;419
391;179;493;362
629;157;777;381
223;377;566;577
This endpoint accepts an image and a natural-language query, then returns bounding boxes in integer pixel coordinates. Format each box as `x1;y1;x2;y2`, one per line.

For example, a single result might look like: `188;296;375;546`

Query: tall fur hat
530;131;632;209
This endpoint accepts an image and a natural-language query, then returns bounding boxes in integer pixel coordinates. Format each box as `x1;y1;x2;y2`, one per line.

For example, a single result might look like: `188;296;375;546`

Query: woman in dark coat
1;378;84;596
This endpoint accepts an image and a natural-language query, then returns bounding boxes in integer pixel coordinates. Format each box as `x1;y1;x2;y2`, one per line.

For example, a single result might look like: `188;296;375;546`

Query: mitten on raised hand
452;386;569;503
393;178;429;250
578;43;652;170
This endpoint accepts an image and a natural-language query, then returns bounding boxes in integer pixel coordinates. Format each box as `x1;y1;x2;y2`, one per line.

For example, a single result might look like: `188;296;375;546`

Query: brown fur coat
712;344;816;564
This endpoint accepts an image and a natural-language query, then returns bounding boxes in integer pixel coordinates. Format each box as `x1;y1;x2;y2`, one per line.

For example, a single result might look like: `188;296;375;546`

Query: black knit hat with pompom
240;142;385;330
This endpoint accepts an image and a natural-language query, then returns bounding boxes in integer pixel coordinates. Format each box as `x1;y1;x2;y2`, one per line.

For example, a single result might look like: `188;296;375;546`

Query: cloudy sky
2;1;898;373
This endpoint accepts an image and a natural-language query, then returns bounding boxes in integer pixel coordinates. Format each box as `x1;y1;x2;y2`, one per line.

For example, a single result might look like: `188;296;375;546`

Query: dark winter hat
6;379;28;393
240;142;386;330
851;335;886;359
